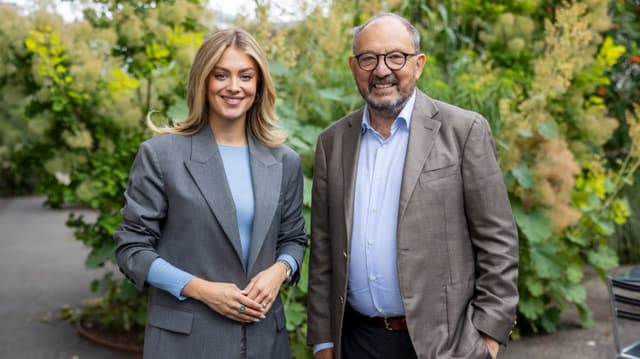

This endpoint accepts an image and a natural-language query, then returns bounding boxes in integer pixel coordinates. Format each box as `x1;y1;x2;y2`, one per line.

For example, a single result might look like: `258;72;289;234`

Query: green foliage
0;4;45;195
13;0;206;337
610;174;640;264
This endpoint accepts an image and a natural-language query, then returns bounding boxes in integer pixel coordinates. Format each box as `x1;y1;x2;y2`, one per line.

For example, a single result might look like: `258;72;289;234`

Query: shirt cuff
146;257;194;300
313;342;334;354
277;254;298;274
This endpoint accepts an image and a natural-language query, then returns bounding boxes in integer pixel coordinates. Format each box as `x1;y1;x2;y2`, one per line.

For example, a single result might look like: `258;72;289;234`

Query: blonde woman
114;28;306;359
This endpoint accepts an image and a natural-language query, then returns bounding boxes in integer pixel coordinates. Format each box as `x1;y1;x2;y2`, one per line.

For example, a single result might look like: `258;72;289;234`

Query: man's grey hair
352;13;421;54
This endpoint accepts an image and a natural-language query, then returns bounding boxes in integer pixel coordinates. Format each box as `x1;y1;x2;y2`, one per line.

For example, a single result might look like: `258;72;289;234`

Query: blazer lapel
342;109;364;246
184;123;244;267
246;134;282;272
398;91;441;219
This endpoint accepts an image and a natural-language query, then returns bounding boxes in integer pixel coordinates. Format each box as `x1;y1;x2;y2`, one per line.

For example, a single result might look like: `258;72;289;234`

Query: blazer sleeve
306;136;333;345
463;116;519;344
275;150;308;285
113;140;165;290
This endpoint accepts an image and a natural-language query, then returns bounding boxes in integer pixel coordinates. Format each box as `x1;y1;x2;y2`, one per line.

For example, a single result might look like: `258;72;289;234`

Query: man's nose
372;55;393;76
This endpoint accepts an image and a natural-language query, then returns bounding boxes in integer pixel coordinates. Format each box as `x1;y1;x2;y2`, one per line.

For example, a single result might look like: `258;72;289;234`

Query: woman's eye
241;74;253;81
213;73;227;80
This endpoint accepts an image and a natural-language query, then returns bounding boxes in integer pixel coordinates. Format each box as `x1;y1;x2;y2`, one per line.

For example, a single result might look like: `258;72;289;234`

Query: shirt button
367;240;373;245
369;275;376;281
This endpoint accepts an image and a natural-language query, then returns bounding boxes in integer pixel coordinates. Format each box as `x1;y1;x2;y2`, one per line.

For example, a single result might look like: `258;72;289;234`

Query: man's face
349;18;425;118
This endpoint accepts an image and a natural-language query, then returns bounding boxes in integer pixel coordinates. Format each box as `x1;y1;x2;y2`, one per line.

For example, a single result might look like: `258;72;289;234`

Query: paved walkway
0;196;138;359
0;195;638;358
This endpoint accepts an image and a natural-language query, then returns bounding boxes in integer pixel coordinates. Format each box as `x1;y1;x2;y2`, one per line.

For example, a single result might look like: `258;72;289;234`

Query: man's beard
362;76;414;118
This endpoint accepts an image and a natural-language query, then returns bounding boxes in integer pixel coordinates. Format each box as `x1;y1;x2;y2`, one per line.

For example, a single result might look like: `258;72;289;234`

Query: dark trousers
341;306;417;359
341;307;493;359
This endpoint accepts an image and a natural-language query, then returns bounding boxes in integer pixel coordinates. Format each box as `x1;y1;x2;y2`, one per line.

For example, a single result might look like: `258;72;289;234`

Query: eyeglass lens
358;52;409;71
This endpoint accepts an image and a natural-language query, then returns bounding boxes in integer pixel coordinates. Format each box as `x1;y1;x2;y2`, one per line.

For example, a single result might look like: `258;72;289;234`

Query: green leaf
518;129;533;137
25;37;38;51
576;302;594;328
167;98;188;122
591;215;615;236
284;301;306;331
564;283;586;303
566;265;583;283
524;276;544;297
297;248;310;293
269;61;293;77
85;242;116;268
287;136;310;153
566;232;589;246
513;204;552;243
529;242;564;279
536;120;558;139
518;296;545;320
511;161;533;189
117;280;140;300
303;176;312;207
586;246;618;272
539;307;561;333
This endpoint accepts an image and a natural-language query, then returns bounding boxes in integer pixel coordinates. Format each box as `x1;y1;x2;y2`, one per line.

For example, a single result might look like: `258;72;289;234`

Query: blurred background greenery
0;0;638;357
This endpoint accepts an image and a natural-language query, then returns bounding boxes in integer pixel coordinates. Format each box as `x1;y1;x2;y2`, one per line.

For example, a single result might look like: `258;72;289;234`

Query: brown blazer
307;90;519;359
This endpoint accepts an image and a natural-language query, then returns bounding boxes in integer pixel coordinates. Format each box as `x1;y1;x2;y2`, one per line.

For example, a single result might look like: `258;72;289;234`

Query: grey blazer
115;123;307;359
307;90;518;358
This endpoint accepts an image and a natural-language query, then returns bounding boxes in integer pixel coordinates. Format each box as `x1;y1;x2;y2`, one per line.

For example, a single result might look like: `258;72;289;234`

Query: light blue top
314;90;416;354
146;144;297;300
219;144;255;267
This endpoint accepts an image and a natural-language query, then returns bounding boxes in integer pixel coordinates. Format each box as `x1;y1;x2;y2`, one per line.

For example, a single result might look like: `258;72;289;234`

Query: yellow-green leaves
108;68;139;96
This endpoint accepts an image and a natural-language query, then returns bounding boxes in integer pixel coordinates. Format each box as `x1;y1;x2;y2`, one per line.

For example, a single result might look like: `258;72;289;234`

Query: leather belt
346;305;408;331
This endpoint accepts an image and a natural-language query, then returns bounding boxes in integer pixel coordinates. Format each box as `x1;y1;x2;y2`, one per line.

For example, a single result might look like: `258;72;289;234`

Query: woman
114;28;307;359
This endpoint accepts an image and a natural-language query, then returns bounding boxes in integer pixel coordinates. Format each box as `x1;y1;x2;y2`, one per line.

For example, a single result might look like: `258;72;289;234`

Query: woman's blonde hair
148;28;286;146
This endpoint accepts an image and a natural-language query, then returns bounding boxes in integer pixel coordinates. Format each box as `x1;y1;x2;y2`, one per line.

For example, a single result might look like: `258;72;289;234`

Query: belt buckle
383;317;393;331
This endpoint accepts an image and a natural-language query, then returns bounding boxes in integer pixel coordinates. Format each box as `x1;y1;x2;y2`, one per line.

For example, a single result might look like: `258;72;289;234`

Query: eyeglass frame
353;51;420;71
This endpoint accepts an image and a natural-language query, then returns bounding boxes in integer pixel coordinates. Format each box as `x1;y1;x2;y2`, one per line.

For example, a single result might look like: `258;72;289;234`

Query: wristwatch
277;259;293;283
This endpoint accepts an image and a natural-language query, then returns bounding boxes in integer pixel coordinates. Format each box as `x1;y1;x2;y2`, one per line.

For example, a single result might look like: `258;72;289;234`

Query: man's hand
242;262;289;313
482;335;499;359
314;348;334;359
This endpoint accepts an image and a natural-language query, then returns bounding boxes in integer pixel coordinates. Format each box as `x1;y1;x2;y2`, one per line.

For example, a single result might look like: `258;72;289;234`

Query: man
307;13;518;359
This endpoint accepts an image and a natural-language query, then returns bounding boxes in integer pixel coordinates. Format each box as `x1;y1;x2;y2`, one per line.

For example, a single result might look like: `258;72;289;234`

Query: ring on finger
261;303;266;309
239;304;246;313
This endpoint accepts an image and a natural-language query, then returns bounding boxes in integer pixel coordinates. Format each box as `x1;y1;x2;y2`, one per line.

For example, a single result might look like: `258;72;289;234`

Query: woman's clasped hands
182;261;289;323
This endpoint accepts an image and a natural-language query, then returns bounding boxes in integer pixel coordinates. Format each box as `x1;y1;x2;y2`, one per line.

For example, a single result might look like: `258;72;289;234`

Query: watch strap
277;259;293;283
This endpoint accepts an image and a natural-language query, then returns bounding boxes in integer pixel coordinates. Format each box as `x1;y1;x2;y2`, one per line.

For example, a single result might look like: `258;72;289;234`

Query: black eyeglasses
354;51;419;71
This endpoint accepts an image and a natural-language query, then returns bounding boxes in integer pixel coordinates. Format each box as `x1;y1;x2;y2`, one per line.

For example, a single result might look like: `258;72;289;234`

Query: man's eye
360;56;377;63
387;53;404;62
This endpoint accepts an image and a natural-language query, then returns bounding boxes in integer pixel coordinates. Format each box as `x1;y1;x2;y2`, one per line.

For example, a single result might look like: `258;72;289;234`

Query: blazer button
338;296;344;303
343;251;348;258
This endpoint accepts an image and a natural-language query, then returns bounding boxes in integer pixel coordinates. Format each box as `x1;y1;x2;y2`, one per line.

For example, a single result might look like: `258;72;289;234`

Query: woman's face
207;46;259;125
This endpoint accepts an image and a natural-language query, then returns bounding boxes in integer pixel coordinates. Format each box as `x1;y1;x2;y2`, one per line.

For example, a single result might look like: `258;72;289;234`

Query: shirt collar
361;89;417;134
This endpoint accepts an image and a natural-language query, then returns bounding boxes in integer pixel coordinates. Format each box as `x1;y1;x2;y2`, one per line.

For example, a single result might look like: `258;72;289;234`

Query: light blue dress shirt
314;90;416;354
146;144;297;300
348;90;415;317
